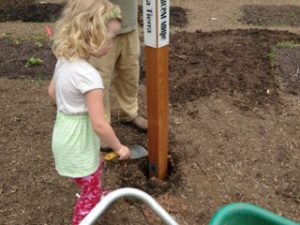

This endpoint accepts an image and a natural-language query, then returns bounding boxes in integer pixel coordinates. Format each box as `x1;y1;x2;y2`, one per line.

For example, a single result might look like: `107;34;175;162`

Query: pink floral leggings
72;162;103;225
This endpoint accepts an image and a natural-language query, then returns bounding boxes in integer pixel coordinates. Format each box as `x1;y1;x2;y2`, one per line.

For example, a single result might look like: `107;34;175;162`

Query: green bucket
209;203;299;225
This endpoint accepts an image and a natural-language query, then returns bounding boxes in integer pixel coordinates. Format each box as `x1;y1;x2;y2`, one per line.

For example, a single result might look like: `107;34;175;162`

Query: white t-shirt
53;59;104;115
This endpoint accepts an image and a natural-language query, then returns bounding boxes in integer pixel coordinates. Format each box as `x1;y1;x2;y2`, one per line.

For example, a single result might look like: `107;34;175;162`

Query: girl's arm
48;78;56;103
85;89;130;159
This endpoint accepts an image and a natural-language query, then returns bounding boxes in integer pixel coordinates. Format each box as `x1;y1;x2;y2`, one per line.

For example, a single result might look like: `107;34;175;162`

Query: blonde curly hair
52;0;121;60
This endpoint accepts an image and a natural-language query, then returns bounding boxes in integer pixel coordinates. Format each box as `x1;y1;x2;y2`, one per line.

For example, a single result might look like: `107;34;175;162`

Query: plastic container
209;203;299;225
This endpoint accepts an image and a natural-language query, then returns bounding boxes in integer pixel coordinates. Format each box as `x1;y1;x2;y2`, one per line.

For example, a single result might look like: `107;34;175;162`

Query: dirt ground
1;1;300;225
241;5;300;27
173;0;300;33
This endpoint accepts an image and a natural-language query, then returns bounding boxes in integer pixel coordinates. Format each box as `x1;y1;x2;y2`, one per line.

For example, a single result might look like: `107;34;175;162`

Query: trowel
104;145;148;161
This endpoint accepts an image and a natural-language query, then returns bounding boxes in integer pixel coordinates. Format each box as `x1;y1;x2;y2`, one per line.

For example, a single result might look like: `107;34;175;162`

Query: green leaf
25;57;43;68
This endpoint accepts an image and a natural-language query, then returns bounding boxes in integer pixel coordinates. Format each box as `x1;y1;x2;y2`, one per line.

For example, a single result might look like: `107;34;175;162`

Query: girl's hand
116;145;130;160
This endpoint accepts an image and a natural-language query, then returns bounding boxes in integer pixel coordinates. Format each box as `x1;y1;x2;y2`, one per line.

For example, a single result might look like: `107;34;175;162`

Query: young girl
48;0;130;224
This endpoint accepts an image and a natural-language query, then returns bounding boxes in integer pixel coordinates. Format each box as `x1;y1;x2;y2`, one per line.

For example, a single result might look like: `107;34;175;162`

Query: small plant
267;48;277;63
25;57;43;68
35;74;48;86
15;39;22;45
35;41;43;48
289;12;296;17
49;15;58;23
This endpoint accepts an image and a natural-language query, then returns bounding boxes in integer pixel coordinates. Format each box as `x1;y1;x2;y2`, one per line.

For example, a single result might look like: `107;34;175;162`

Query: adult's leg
89;38;122;124
113;29;148;132
113;29;140;122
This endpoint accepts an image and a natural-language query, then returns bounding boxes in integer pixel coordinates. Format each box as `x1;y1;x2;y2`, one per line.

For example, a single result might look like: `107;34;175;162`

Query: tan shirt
110;0;138;34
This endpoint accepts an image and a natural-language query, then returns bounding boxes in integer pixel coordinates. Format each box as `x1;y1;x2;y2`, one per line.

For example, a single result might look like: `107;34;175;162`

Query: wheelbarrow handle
79;188;178;225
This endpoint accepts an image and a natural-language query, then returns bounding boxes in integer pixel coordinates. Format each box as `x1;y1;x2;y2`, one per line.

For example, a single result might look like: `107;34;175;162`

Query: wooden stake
143;0;170;179
145;46;169;179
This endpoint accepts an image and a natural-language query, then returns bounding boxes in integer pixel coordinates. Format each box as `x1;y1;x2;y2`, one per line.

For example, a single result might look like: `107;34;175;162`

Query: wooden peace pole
143;0;170;179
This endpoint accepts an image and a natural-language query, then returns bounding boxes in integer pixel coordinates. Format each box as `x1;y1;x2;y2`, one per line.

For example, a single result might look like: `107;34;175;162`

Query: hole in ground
120;154;181;195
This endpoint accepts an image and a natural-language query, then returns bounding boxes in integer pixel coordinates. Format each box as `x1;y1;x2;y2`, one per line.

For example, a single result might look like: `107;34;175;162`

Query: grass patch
289;12;297;17
2;33;48;44
268;40;299;64
277;40;298;49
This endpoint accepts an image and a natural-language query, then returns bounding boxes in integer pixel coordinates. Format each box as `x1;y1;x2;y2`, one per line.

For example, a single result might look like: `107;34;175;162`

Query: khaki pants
89;29;140;123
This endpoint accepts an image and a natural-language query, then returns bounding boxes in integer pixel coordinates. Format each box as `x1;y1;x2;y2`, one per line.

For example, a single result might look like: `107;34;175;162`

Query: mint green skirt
52;112;100;178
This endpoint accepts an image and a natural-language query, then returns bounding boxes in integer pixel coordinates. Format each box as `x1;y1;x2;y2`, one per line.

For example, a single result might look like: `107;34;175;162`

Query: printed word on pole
143;0;170;48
